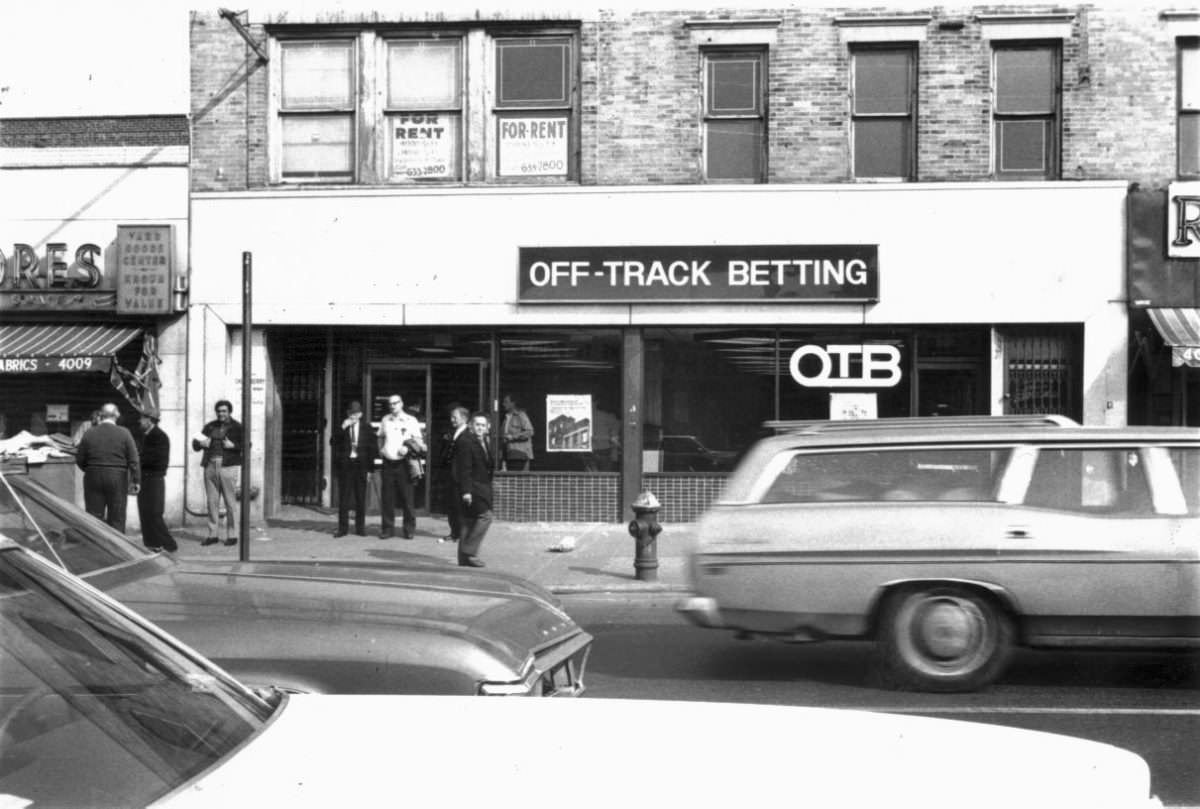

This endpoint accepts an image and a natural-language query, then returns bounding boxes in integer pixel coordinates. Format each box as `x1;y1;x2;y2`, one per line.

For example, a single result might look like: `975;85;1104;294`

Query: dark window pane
996;47;1055;113
855;118;909;178
997;119;1048;174
1182;114;1200;176
706;120;763;179
854;51;911;115
708;58;760;113
497;40;569;106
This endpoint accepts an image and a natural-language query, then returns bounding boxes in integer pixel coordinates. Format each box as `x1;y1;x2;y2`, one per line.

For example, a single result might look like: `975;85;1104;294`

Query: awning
1148;308;1200;368
0;323;142;374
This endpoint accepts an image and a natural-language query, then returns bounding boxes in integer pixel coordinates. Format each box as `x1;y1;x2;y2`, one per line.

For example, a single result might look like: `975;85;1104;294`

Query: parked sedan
678;419;1200;691
0;467;590;696
0;536;1164;808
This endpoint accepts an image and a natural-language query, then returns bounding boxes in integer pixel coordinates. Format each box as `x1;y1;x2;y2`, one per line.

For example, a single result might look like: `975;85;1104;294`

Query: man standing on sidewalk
136;411;177;552
453;411;494;567
75;403;140;533
377;393;425;539
331;400;376;537
192;400;243;547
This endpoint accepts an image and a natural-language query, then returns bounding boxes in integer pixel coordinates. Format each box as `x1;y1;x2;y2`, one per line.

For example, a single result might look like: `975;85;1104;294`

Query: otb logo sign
789;344;902;388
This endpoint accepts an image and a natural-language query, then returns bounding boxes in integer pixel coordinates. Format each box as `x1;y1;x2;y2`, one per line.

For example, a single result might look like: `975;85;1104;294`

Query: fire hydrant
628;491;664;582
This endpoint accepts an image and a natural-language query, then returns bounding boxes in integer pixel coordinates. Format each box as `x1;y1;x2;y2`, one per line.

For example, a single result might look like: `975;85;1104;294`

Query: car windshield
0;543;274;807
0;472;147;574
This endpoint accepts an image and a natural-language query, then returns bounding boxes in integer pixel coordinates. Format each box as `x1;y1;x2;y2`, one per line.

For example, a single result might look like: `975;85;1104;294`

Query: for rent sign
518;245;878;303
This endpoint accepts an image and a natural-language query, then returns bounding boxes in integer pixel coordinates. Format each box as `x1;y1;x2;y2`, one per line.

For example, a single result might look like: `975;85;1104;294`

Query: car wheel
879;586;1013;692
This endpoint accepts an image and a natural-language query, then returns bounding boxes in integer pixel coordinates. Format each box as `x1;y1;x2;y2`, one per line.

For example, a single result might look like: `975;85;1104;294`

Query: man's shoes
402;529;414;540
333;530;348;538
162;541;179;552
355;529;367;537
439;535;459;544
458;556;485;568
380;531;394;539
223;537;238;546
201;536;219;547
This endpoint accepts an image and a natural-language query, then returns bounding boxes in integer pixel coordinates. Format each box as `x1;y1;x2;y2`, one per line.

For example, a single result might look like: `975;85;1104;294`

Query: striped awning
0;323;142;373
1148;308;1200;368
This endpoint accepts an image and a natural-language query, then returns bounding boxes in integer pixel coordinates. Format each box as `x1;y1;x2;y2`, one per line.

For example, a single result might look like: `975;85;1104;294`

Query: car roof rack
762;414;1079;434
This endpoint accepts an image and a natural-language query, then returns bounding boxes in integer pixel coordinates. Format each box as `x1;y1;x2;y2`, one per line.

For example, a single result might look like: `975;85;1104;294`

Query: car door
994;443;1200;643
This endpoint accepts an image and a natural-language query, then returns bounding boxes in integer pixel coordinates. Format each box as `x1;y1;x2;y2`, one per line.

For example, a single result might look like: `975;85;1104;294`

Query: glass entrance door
366;361;487;516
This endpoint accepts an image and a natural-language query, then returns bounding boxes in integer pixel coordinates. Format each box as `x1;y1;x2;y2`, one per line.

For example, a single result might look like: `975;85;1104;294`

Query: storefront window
644;328;775;471
499;329;621;472
778;330;911;421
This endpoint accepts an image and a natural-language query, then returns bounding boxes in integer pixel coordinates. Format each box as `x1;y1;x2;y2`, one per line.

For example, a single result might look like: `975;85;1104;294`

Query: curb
548;583;692;595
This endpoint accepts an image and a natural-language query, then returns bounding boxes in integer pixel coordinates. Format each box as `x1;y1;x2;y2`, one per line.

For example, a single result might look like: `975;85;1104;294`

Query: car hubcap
913;597;985;662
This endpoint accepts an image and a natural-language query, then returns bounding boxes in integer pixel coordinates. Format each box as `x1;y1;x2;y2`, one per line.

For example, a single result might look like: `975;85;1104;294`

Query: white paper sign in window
391;114;460;179
498;116;568;177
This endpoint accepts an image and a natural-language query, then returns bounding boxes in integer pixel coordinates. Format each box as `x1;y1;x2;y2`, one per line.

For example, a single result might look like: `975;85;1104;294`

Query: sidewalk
172;505;694;594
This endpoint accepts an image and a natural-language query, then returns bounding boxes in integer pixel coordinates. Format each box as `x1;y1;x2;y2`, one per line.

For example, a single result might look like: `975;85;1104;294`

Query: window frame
382;35;467;183
990;41;1061;180
850;44;917;181
490;33;579;182
1179;38;1200;179
701;47;768;184
275;37;359;184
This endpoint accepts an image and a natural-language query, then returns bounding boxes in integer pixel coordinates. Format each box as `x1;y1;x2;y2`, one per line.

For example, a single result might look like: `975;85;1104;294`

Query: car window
760;447;1005;504
1167;446;1200;515
1025;448;1155;515
0;475;142;574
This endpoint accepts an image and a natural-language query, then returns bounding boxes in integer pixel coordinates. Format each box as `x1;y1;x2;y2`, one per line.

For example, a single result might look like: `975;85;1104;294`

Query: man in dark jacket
452;411;494;567
136;412;177;551
75;402;140;533
192;400;244;547
331;400;377;537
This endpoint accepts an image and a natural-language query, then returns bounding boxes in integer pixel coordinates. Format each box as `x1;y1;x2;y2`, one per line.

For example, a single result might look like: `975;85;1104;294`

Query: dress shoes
458;556;485;568
223;537;238;546
333;530;348;538
380;531;394;539
162;541;179;552
439;535;459;544
201;536;219;547
355;529;367;537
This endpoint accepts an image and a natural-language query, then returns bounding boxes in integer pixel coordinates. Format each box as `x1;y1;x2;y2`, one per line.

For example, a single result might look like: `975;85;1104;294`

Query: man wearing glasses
377;394;426;539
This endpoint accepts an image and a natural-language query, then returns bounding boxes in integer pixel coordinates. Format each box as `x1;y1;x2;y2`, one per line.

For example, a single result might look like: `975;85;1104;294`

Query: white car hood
158;696;1157;809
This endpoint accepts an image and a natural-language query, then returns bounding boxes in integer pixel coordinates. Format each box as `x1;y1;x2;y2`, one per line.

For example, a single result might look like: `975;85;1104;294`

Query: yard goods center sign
518;245;878;303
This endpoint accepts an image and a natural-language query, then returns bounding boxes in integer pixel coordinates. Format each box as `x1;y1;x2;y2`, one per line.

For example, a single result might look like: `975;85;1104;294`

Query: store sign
1;225;175;314
116;225;175;315
789;344;901;388
498;117;568;177
518;245;878;303
0;356;113;374
1167;182;1200;259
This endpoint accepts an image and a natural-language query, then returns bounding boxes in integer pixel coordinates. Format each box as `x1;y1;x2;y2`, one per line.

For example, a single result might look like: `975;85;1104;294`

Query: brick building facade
177;4;1196;524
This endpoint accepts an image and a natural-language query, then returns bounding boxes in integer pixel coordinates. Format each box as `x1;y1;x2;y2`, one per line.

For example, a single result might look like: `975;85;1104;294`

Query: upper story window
270;28;578;185
279;40;356;182
702;49;766;182
386;39;463;181
1180;39;1199;177
991;43;1060;179
495;37;574;178
851;46;916;180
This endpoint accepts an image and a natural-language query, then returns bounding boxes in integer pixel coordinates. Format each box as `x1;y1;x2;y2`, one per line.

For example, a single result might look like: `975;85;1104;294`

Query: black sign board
518;245;878;303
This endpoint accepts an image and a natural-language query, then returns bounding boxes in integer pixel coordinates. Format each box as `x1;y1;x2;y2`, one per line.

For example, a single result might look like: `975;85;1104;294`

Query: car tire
879;586;1013;692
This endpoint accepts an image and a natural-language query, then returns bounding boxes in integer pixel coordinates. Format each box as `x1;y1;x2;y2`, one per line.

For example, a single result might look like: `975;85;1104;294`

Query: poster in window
391;114;458;180
546;394;591;452
829;392;877;421
116;225;175;315
498;116;568;176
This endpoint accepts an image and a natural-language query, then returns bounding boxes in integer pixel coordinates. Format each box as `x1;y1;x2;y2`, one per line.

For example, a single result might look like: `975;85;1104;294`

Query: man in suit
136;412;177;552
331;400;377;537
439;405;469;544
453;411;494;567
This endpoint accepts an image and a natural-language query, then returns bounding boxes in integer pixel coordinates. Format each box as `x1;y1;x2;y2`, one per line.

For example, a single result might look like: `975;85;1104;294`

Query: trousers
84;467;129;534
203;460;239;539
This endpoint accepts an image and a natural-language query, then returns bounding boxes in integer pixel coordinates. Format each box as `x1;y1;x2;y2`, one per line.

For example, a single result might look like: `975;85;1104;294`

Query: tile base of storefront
492;472;726;523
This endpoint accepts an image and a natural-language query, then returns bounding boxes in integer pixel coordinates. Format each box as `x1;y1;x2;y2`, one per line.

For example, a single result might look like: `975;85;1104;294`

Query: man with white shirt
377;394;425;539
331;400;376;537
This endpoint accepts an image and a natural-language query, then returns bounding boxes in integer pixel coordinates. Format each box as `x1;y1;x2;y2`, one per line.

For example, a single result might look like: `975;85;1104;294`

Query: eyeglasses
389;400;402;406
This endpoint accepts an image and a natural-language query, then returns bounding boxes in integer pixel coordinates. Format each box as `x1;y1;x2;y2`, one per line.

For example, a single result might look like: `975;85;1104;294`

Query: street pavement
172;504;693;594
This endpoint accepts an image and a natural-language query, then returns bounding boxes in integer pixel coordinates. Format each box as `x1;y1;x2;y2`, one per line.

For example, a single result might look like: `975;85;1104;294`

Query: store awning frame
0;323;142;374
1147;307;1200;368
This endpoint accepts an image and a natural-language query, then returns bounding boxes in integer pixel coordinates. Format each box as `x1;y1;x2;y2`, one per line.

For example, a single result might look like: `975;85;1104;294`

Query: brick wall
0;116;188;148
190;5;1185;190
492;471;723;523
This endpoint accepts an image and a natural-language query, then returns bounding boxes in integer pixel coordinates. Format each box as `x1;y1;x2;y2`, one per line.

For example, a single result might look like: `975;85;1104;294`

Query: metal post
240;252;252;562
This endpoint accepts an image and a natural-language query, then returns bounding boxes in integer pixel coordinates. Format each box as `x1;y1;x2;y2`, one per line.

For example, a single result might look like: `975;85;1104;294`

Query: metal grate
1004;331;1077;418
278;339;326;505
